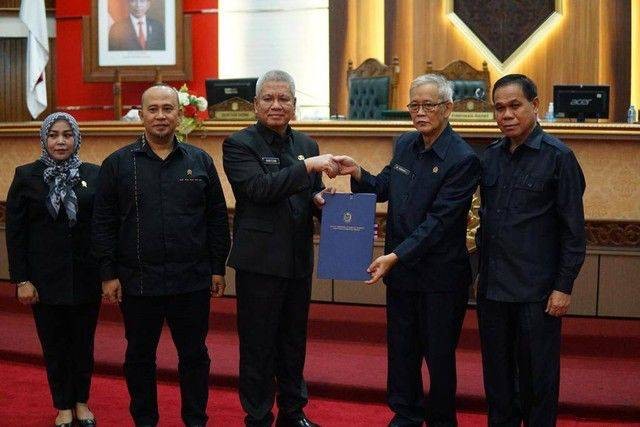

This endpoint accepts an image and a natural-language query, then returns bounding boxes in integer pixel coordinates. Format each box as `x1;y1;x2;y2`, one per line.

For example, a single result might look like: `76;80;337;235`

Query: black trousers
32;301;100;410
386;287;468;427
476;294;561;427
235;270;312;427
120;288;211;426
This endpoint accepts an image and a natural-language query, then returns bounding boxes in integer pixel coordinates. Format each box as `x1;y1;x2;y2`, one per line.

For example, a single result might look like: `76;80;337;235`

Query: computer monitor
205;78;258;106
553;85;609;122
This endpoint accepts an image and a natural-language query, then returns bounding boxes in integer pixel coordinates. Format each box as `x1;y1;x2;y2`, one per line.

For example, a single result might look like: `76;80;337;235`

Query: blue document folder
317;192;376;281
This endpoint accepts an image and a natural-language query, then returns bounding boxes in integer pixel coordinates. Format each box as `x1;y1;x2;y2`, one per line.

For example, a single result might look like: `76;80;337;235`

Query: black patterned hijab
39;112;83;226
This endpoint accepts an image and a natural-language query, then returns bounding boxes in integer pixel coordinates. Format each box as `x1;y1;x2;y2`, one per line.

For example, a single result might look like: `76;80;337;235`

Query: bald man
93;84;230;426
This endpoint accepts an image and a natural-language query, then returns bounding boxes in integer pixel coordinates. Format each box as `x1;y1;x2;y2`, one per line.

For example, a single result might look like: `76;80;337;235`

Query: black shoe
275;414;319;427
76;418;97;426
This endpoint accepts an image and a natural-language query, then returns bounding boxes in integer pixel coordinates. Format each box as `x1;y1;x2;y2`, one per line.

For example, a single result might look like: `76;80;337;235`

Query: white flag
20;0;49;119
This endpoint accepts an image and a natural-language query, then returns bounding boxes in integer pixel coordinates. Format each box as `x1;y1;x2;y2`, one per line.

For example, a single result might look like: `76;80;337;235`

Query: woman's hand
16;281;39;305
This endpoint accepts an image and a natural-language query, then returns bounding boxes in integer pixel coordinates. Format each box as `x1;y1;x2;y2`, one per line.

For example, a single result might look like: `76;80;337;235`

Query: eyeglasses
407;101;447;113
258;95;294;107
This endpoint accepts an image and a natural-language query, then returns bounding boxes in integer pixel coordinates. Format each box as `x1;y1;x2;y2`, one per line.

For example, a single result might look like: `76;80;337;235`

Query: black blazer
223;124;324;279
5;161;101;305
108;17;165;51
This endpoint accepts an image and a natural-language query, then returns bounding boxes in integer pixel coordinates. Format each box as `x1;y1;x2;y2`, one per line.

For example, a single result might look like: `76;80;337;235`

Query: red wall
55;0;218;121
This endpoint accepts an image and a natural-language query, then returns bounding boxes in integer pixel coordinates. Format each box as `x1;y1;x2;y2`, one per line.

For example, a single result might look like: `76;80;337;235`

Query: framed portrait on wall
83;0;192;82
99;0;176;66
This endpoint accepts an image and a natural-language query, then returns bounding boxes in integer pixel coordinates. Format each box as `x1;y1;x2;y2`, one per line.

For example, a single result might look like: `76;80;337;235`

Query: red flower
184;105;197;118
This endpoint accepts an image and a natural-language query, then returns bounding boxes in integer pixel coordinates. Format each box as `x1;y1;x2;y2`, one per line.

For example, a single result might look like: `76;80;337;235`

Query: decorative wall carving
586;222;640;248
0;201;637;249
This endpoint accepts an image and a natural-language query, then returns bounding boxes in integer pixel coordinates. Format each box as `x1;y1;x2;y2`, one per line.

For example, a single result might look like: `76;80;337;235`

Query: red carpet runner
1;361;637;426
0;283;639;425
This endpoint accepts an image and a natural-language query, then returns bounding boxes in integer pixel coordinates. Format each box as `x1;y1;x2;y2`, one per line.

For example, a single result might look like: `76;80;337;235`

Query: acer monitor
553;85;609;122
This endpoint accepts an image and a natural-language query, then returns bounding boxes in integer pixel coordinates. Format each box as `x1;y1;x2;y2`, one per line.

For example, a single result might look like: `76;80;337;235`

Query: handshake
304;154;361;180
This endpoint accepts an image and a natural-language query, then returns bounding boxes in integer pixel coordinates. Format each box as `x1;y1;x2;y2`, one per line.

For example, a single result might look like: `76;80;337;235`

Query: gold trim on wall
1;120;640;138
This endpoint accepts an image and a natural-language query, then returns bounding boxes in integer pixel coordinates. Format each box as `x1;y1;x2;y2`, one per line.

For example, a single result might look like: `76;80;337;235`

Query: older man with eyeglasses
334;74;480;427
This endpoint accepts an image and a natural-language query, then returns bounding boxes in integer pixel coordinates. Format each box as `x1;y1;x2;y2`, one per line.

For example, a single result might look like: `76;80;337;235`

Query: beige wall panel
598;253;640;317
568;140;640;220
568;254;598;316
333;242;386;305
2;123;639;221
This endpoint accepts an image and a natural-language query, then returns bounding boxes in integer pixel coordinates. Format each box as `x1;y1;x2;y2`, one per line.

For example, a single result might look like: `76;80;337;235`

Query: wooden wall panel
411;1;601;117
0;38;56;122
329;0;385;116
598;253;640;317
0;0;55;10
598;0;631;122
381;0;630;122
568;254;598;316
385;0;414;107
329;0;348;116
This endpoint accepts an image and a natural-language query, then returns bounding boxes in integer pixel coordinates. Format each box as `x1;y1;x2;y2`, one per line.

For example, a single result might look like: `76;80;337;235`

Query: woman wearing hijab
6;112;100;427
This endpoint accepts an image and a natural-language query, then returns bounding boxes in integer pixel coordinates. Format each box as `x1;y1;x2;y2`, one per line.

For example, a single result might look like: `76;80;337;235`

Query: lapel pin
432;166;439;174
81;180;87;187
297;155;305;161
187;169;192;176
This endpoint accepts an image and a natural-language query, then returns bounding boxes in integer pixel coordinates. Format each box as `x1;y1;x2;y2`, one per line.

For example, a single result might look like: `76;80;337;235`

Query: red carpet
0;283;639;424
1;360;636;426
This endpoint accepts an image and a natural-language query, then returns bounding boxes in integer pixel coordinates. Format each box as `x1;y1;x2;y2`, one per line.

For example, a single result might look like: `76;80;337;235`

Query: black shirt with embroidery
92;136;230;296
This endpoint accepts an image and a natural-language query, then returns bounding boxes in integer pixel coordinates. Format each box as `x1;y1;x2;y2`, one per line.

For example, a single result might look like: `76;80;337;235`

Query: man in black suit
334;74;480;426
223;70;337;427
109;0;165;51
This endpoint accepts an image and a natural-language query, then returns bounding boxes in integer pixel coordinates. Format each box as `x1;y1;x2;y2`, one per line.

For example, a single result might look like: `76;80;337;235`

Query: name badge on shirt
262;157;280;165
393;163;411;175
